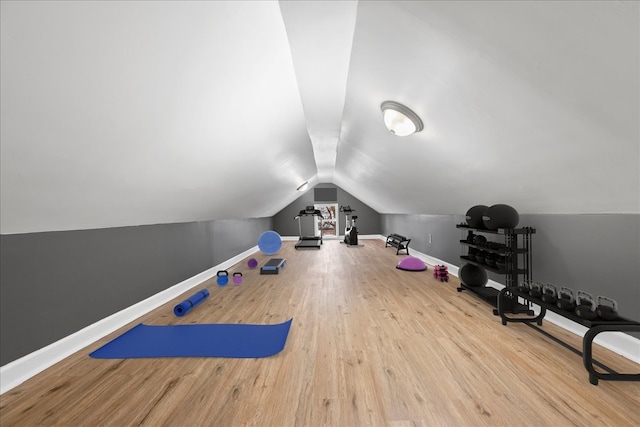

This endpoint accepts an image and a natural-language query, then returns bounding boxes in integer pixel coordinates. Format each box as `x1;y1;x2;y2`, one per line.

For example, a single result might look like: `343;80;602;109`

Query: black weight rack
456;225;535;313
497;287;640;385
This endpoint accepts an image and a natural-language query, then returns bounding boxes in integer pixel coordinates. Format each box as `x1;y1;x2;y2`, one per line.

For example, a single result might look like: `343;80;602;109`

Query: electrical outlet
428;234;432;243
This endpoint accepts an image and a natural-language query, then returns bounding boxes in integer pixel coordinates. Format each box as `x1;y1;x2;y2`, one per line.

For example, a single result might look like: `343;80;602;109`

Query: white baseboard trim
397;239;640;365
0;246;260;395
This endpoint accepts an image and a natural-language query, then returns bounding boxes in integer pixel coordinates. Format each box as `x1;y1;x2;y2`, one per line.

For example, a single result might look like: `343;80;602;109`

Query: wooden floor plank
1;239;639;426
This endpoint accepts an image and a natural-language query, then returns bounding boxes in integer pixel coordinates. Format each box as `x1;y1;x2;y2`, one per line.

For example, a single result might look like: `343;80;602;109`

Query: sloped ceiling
1;1;638;234
1;1;317;233
334;1;639;215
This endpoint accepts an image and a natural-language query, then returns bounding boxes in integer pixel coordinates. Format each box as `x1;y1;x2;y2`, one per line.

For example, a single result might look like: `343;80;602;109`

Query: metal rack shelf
456;224;535;311
497;287;640;385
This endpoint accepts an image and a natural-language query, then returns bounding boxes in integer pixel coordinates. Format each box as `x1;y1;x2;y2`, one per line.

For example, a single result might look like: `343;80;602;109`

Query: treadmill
294;206;323;249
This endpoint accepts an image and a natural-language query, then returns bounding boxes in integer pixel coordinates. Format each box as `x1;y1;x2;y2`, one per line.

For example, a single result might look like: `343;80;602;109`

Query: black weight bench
385;233;411;255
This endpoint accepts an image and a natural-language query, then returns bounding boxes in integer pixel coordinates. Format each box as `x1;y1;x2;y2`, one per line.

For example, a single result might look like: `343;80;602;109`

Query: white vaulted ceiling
1;1;638;234
279;0;357;184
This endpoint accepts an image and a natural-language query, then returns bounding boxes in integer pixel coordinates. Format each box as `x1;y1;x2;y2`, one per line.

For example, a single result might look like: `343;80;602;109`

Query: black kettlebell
556;287;576;312
596;296;619;320
575;291;597;320
541;283;558;304
529;281;543;299
517;280;530;293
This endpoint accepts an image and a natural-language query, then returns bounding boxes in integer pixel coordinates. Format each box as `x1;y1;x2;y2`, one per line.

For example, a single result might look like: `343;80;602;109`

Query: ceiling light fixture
380;101;423;136
296;181;309;191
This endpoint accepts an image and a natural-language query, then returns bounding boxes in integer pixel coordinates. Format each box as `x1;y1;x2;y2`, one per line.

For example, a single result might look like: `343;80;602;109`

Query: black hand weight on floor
596;296;618;320
556;287;576;312
541;283;558;304
575;291;597;320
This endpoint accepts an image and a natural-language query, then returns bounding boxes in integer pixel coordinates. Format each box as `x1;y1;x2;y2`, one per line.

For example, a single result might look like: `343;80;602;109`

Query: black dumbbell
541;283;558;305
556;287;576;312
473;235;487;246
596;296;619;320
575;291;598;320
485;253;497;267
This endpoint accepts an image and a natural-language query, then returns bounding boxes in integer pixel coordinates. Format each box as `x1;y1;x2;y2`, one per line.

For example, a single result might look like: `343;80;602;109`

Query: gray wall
381;213;640;322
273;183;381;237
3;209;636;366
0;217;272;365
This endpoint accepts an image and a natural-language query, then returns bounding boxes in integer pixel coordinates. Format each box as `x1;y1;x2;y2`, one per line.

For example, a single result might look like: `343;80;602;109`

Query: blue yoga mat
174;289;210;317
89;318;292;359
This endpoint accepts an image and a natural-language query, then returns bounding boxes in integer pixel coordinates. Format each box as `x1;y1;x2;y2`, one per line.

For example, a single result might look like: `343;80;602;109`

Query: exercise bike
340;205;358;246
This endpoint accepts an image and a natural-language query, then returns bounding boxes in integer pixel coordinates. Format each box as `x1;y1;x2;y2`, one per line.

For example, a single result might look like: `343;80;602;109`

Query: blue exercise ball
258;230;282;255
482;204;519;230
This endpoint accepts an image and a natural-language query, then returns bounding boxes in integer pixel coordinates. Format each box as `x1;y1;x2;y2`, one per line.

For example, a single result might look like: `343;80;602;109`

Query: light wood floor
1;239;639;426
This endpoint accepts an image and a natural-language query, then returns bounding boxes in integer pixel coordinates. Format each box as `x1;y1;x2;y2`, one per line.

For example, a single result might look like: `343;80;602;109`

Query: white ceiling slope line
279;0;359;184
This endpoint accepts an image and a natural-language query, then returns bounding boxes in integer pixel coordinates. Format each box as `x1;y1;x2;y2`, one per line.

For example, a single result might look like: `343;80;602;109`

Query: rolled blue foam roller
173;289;210;317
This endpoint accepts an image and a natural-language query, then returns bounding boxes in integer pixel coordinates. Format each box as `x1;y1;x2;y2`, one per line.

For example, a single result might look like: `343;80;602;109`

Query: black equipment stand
497;287;640;385
294;206;323;249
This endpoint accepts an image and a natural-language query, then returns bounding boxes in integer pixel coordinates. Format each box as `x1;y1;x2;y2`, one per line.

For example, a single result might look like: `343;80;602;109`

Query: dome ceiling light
380;101;423;136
